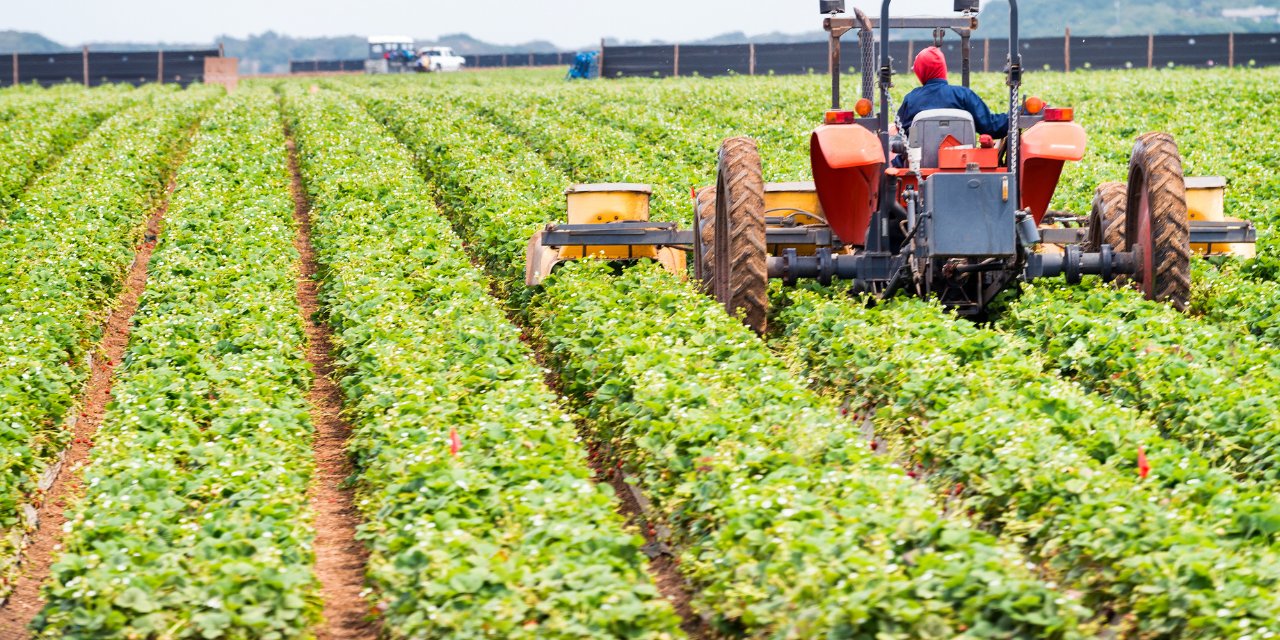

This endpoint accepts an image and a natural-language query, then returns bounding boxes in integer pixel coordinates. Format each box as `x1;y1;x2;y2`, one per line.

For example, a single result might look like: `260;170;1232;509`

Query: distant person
897;46;1009;139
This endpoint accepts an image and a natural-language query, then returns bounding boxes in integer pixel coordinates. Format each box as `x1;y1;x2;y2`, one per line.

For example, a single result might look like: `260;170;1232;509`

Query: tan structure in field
204;57;239;91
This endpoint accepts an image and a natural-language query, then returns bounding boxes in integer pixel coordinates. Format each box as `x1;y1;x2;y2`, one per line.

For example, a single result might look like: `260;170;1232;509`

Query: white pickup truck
417;47;467;72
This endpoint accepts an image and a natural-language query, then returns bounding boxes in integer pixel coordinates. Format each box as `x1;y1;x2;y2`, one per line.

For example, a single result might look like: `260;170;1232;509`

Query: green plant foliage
775;290;1280;637
533;262;1084;638
6;64;1277;637
353;87;567;306
282;87;683;639
0;84;139;215
1192;259;1280;344
0;85;218;600
1001;281;1280;485
34;88;322;638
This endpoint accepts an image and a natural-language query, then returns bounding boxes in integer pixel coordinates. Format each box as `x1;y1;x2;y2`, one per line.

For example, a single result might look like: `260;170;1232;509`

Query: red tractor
527;0;1255;333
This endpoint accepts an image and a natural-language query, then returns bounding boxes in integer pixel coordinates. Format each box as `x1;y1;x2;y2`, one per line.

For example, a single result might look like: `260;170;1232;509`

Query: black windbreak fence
599;32;1280;78
289;59;365;73
464;51;573;68
286;32;1280;77
290;51;586;73
0;49;220;87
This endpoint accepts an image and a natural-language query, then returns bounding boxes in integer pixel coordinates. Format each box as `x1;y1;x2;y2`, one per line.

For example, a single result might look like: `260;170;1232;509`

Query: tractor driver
896;46;1009;142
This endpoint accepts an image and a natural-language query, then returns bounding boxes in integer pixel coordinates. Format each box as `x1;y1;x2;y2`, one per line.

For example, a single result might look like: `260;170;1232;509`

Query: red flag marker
449;428;462;457
1137;445;1150;479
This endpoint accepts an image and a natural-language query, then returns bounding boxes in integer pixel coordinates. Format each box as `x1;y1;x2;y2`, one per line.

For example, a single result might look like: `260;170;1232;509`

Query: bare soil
0;187;175;640
284;137;378;640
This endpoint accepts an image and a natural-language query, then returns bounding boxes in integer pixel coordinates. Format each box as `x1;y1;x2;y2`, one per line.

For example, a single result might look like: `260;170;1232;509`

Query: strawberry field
0;66;1279;639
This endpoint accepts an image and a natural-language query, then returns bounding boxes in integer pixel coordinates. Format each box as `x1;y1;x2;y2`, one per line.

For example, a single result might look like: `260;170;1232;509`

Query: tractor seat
908;109;976;168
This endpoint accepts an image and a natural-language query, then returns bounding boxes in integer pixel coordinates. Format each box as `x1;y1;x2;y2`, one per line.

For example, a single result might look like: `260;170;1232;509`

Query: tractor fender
811;124;884;247
1021;121;1087;161
1020;121;1088;223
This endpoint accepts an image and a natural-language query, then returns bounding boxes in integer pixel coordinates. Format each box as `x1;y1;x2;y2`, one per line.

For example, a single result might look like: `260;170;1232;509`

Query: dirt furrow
0;187;175;639
284;136;377;640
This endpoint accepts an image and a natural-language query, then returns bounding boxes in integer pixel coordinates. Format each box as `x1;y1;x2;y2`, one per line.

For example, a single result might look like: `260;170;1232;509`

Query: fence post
1147;33;1154;68
749;42;756;76
1064;27;1071;72
219;42;225;57
983;38;990;72
1229;32;1235;68
907;40;915;66
157;50;165;84
82;45;89;87
673;43;680;77
11;52;17;86
502;53;508;67
528;52;534;66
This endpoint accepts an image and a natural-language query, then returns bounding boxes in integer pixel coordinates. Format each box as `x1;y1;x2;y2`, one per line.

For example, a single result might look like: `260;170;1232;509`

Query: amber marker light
1024;96;1045;115
854;98;873;117
1044;107;1075;122
824;109;858;125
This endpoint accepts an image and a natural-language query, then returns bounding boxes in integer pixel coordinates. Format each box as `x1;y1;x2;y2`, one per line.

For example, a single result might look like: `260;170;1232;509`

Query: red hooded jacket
913;46;948;84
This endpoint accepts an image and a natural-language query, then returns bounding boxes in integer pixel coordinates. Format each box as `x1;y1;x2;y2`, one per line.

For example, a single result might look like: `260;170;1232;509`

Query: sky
7;0;941;48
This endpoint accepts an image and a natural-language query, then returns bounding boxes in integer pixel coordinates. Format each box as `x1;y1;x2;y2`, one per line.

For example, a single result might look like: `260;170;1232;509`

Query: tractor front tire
709;137;767;334
1084;181;1127;253
1125;132;1191;310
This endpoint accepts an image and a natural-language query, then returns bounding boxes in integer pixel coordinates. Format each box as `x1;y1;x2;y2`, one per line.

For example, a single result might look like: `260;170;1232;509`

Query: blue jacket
897;79;1010;139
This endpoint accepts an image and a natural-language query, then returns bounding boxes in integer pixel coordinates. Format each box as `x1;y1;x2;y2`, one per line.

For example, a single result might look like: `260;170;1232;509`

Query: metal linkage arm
1188;220;1257;244
1038;220;1257;246
539;222;694;248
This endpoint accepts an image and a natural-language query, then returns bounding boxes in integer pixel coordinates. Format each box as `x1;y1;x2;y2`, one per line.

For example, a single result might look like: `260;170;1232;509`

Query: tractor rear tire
1125;132;1191;310
1084;181;1127;252
709;137;768;334
694;185;716;289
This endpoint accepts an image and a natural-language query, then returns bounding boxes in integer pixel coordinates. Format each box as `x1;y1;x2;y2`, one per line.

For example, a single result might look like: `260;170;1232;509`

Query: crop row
454;81;816;223
458;92;690;222
283;86;683;638
1191;261;1280;345
1000;280;1280;487
349;85;567;301
0;86;218;599
534;263;1081;637
0;85;139;214
353;88;1088;637
773;289;1280;637
533;76;819;179
35;89;321;637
